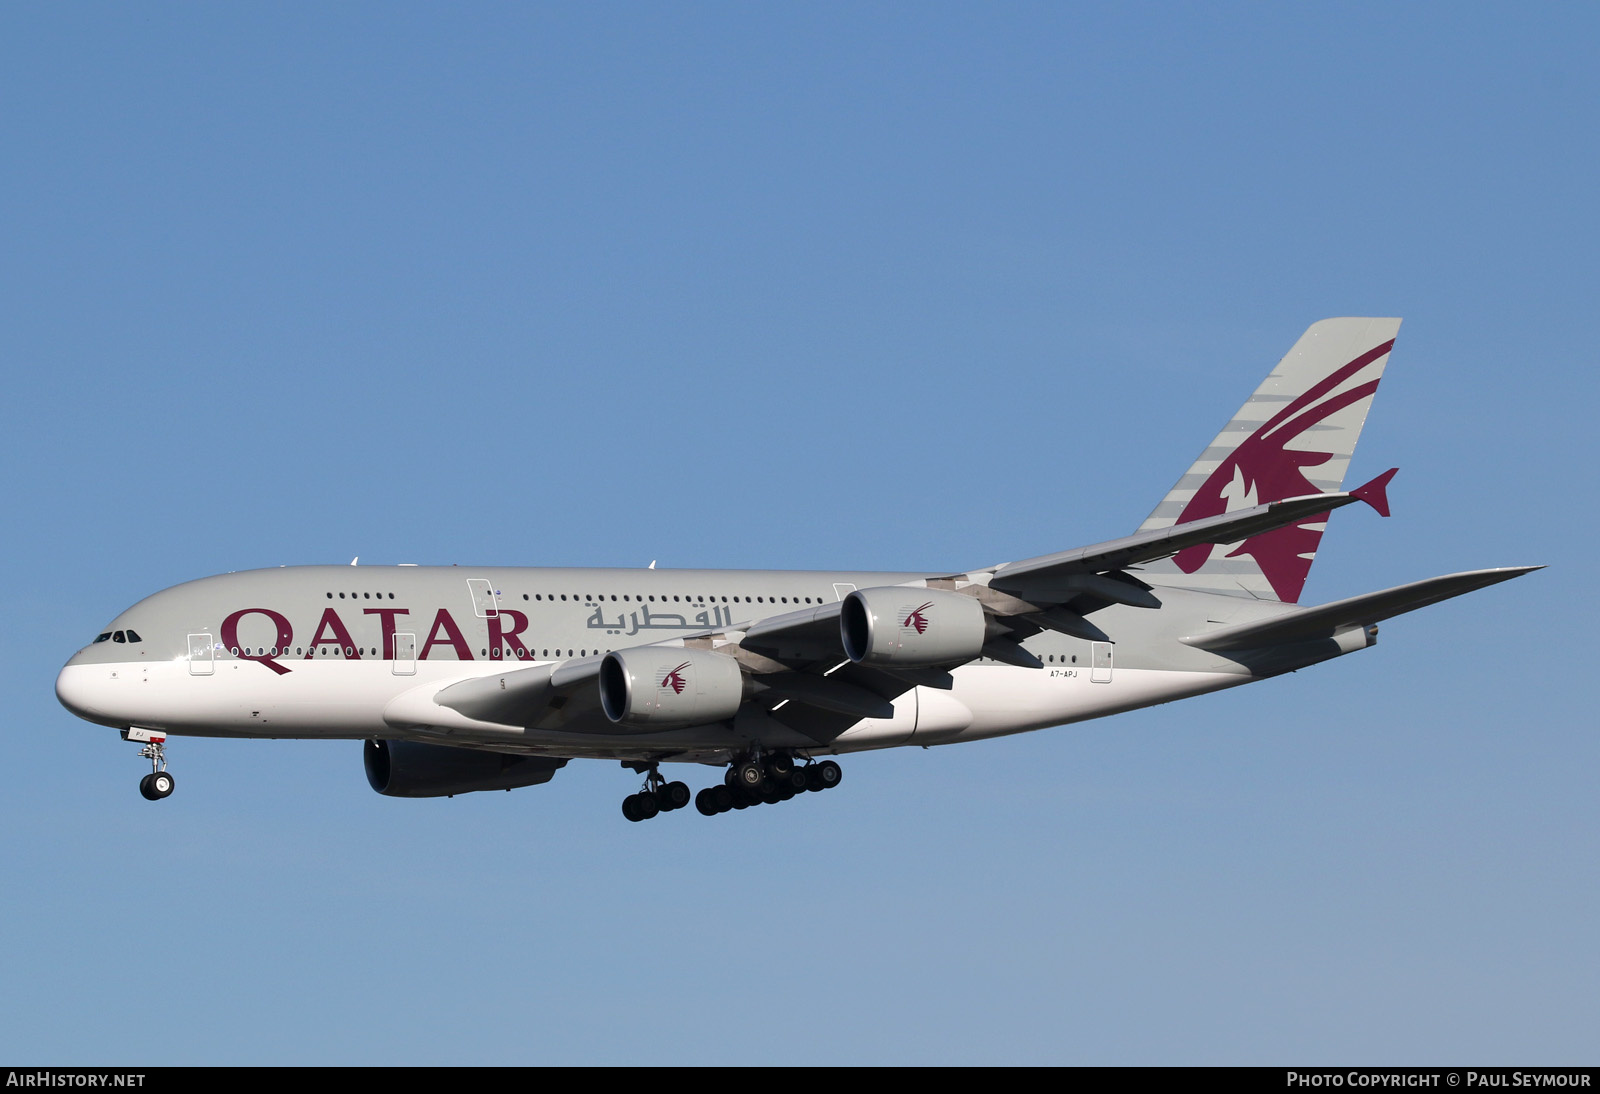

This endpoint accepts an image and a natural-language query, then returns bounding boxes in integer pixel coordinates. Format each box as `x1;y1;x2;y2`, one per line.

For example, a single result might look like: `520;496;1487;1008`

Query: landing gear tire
657;781;691;811
764;753;794;780
623;792;660;822
815;760;842;790
139;771;174;800
732;760;765;793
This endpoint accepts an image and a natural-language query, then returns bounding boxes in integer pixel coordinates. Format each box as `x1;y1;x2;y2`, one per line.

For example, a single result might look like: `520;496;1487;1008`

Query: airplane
55;318;1539;821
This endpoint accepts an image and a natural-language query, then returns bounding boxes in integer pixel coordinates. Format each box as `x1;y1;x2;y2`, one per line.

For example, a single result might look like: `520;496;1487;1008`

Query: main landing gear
621;764;692;823
693;754;841;817
122;727;174;802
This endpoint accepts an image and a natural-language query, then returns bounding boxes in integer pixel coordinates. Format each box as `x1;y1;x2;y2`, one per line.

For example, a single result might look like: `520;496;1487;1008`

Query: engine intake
599;646;745;728
841;586;987;667
363;739;566;798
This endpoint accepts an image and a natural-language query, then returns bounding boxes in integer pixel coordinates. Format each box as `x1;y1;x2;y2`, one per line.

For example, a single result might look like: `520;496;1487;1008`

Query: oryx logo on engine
661;663;690;694
902;603;933;635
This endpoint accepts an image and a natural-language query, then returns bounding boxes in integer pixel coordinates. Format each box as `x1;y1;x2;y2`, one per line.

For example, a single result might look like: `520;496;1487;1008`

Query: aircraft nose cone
56;664;108;723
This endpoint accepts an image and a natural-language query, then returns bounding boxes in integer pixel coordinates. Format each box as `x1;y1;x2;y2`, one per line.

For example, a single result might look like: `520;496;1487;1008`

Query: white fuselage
55;564;1291;765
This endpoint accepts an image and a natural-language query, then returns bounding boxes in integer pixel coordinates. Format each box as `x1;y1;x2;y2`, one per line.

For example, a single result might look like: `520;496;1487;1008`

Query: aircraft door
466;579;499;618
187;633;215;676
393;633;417;676
1091;642;1113;683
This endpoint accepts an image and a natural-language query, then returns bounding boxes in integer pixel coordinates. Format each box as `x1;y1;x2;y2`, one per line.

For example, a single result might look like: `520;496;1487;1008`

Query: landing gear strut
123;727;174;802
621;763;691;822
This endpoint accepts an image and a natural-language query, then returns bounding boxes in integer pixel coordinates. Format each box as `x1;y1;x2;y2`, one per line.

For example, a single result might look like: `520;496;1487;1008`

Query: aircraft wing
399;481;1395;739
977;487;1379;605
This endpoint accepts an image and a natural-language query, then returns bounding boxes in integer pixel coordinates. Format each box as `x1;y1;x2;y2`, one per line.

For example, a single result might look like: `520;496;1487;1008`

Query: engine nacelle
599;646;745;728
363;739;567;798
841;586;987;667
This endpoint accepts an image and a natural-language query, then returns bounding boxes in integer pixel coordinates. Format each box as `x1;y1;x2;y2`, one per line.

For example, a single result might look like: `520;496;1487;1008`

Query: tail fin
1136;317;1402;603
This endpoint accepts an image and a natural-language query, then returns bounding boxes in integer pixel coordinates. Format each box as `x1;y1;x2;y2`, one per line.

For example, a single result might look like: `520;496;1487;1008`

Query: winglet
1350;468;1398;518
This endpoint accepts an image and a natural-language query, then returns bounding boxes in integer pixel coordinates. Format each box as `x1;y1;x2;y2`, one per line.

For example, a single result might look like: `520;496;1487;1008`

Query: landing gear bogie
620;765;691;822
694;755;843;817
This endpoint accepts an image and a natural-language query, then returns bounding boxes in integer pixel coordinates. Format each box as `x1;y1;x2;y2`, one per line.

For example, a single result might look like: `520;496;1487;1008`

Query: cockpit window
124;629;142;643
113;631;126;643
93;632;112;643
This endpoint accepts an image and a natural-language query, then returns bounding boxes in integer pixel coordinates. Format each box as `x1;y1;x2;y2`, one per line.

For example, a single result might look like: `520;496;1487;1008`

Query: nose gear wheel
129;734;174;801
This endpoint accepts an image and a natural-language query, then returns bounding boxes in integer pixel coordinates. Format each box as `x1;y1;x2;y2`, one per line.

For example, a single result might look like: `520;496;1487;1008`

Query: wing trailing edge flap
1180;566;1543;652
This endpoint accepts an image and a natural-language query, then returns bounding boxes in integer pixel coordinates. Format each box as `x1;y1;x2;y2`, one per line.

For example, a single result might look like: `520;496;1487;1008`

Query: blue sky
2;3;1594;1064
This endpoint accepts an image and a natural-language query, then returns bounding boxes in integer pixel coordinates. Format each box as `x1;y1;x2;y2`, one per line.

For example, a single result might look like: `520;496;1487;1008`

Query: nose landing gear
122;727;174;801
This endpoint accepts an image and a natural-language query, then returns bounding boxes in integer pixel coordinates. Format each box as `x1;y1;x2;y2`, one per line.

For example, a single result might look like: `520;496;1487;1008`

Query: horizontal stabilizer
1182;566;1543;651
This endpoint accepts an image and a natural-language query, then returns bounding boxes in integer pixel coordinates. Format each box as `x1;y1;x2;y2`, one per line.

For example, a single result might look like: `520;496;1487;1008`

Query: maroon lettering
220;608;294;676
363;607;411;660
420;608;473;661
489;608;531;659
304;608;361;659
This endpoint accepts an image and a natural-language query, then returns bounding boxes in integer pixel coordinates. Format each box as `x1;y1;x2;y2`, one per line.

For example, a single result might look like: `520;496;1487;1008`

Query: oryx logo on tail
1171;339;1394;602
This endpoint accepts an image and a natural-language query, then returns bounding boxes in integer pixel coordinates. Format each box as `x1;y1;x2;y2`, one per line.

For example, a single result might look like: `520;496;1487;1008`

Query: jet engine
841;586;987;667
599;646;745;728
363;739;567;798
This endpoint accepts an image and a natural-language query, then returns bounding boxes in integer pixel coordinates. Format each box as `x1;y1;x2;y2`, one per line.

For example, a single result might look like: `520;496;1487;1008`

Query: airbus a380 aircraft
57;319;1537;820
